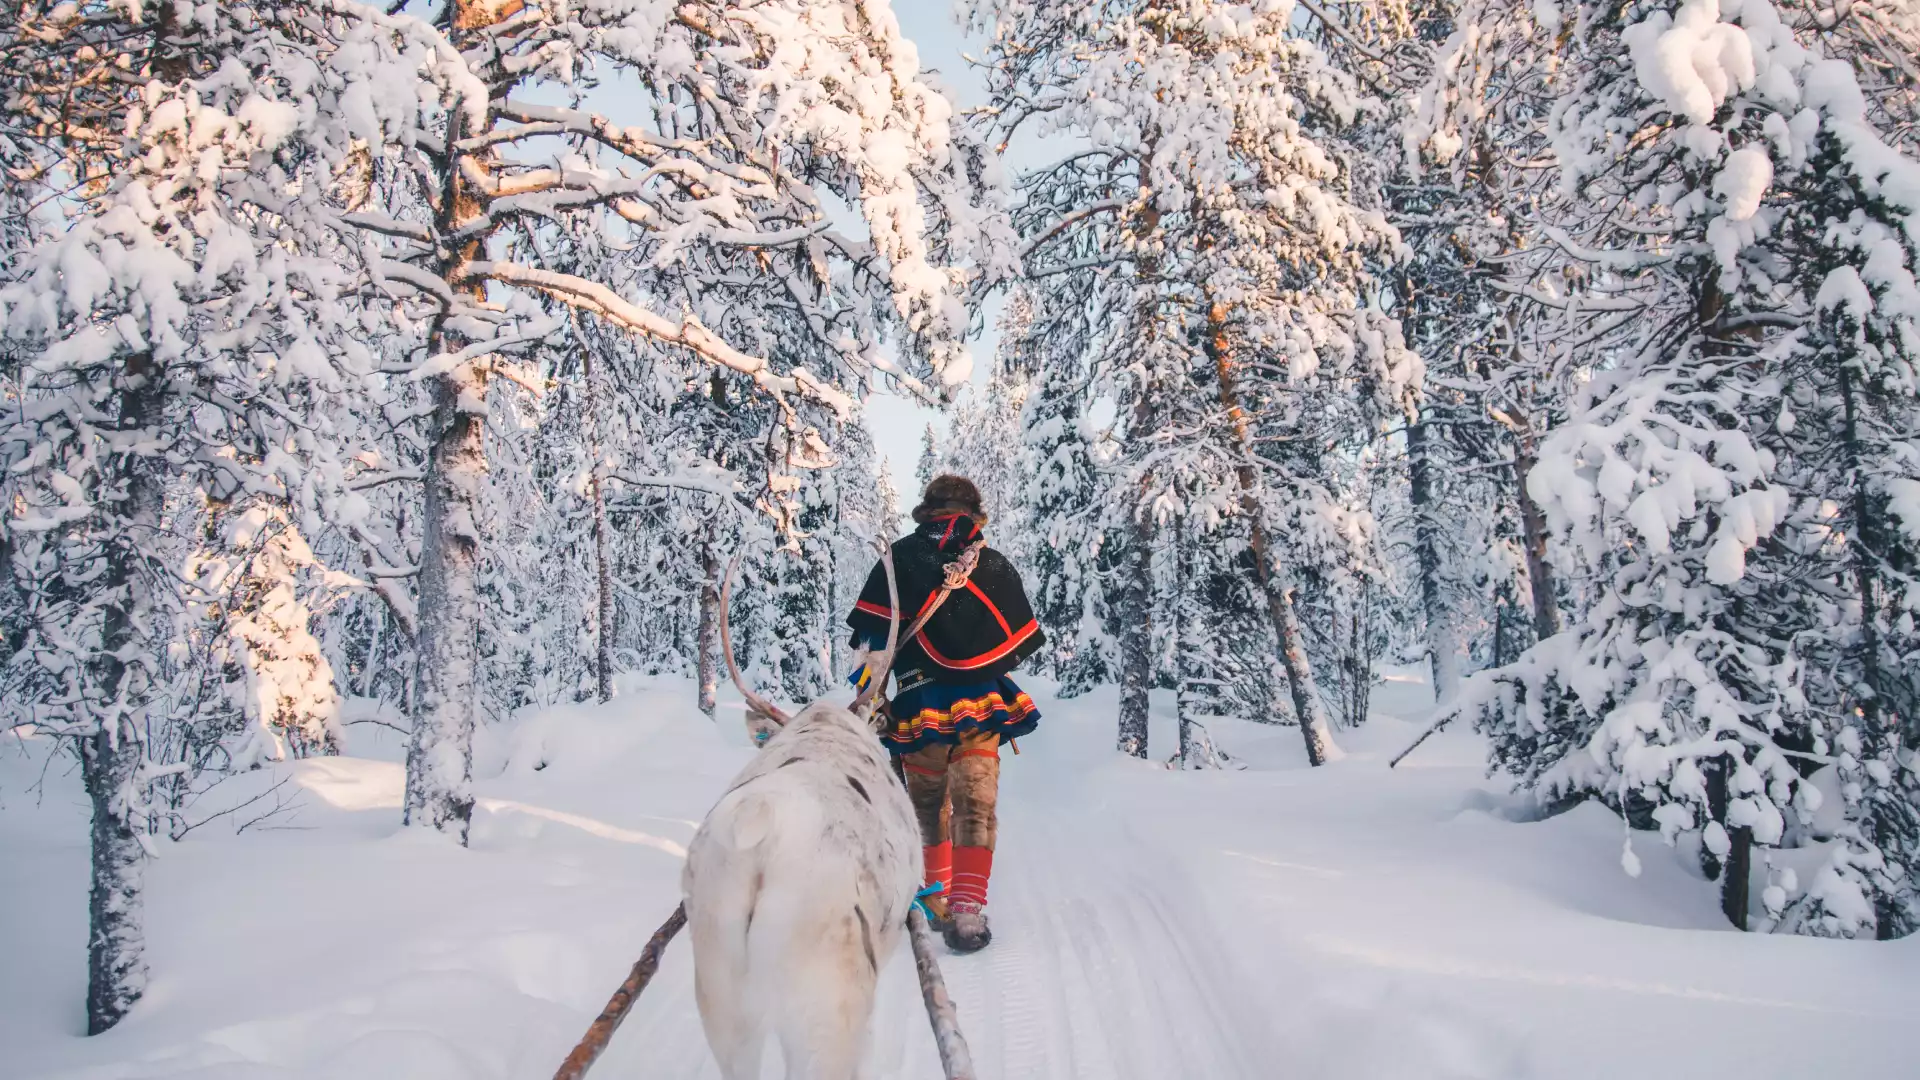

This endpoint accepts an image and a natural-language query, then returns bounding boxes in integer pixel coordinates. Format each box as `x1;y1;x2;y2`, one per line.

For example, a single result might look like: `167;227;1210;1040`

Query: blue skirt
849;646;1041;755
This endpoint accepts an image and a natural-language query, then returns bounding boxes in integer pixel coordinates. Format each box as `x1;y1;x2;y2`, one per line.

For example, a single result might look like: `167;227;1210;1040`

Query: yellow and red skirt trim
881;675;1041;754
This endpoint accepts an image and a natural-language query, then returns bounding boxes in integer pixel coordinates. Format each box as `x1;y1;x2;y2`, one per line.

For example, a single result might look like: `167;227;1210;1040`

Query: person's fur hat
912;474;988;525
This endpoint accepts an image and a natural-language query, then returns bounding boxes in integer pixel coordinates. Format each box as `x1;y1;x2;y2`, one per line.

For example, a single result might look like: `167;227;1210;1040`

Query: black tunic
846;513;1045;685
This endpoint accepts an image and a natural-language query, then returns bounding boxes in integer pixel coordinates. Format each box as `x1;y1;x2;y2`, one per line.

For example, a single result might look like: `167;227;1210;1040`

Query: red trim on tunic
915;619;1040;671
966;580;1012;635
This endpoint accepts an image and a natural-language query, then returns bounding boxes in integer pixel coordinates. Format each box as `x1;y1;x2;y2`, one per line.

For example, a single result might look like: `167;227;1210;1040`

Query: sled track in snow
612;753;1272;1079
931;765;1273;1080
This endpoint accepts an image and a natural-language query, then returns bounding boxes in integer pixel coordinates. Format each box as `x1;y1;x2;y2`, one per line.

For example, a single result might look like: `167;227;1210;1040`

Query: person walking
846;475;1044;953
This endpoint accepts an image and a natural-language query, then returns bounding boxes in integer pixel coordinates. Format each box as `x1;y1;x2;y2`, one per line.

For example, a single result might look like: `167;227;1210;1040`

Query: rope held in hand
893;539;987;652
854;539;987;708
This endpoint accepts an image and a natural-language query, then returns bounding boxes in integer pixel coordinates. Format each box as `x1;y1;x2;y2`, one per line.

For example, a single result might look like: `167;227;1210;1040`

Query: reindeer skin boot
944;900;991;953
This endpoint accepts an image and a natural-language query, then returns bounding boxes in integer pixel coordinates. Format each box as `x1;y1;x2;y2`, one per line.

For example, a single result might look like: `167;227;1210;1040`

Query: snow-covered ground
5;672;1917;1079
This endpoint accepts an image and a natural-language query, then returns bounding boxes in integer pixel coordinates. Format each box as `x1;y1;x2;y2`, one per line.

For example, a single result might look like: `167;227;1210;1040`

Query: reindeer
680;546;922;1080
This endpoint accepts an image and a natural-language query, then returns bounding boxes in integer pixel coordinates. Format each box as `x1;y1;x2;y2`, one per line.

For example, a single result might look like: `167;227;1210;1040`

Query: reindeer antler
720;552;792;727
851;537;902;716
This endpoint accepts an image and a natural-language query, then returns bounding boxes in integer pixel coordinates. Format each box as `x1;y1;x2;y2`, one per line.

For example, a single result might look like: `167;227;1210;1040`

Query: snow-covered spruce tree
1167;519;1236;768
944;294;1037;554
1302;0;1584;694
1016;299;1117;696
0;1;372;1030
1760;41;1920;935
1447;0;1920;935
191;507;346;762
973;0;1418;760
825;420;889;680
914;422;945;493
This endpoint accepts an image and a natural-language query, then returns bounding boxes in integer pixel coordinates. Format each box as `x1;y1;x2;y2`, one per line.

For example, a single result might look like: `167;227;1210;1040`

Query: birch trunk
1208;303;1337;765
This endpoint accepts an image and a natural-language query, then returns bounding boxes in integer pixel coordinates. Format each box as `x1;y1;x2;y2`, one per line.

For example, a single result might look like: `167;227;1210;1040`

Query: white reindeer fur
682;702;921;1080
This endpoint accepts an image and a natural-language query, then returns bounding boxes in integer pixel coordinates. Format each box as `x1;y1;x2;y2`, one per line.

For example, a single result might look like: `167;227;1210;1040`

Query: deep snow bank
3;671;1916;1079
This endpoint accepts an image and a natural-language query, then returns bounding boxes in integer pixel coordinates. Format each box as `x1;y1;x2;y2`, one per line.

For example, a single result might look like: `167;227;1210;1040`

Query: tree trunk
1722;826;1753;931
360;603;385;698
1115;186;1162;759
81;357;166;1033
1208;302;1338;765
1492;577;1523;668
696;524;720;719
83;723;147;1034
1171;548;1222;769
579;327;614;704
1345;593;1371;727
1407;417;1461;700
406;356;485;841
1702;758;1752;929
405;46;495;841
1511;438;1561;642
1115;516;1154;758
79;349;169;1034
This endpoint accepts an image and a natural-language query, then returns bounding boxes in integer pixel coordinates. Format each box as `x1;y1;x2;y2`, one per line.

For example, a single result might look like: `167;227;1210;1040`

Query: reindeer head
721;538;902;747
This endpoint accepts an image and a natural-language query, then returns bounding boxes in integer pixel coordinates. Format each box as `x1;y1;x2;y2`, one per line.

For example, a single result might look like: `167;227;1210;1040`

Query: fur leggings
898;730;1000;849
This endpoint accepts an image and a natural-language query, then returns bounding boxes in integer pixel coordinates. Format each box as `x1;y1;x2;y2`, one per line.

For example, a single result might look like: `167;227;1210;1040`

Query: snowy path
6;673;1920;1079
930;765;1274;1080
611;699;1276;1080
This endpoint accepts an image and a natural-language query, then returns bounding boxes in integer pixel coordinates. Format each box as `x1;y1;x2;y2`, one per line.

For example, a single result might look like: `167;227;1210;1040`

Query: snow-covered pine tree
1017;300;1116;697
1445;0;1920;935
944;294;1037;553
1759;19;1920;934
878;458;905;538
0;1;370;1030
217;0;1008;841
973;0;1418;760
193;507;346;763
915;423;945;494
825;421;889;680
1300;0;1581;698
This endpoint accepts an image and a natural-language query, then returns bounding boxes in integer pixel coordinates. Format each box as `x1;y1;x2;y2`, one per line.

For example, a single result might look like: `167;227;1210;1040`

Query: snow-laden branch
611;470;742;499
1019;200;1126;260
467;261;849;415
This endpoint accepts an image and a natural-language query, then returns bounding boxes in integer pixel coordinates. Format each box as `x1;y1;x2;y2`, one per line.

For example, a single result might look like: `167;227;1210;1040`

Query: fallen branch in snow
172;775;305;839
908;907;977;1080
1389;708;1459;770
551;902;688;1080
